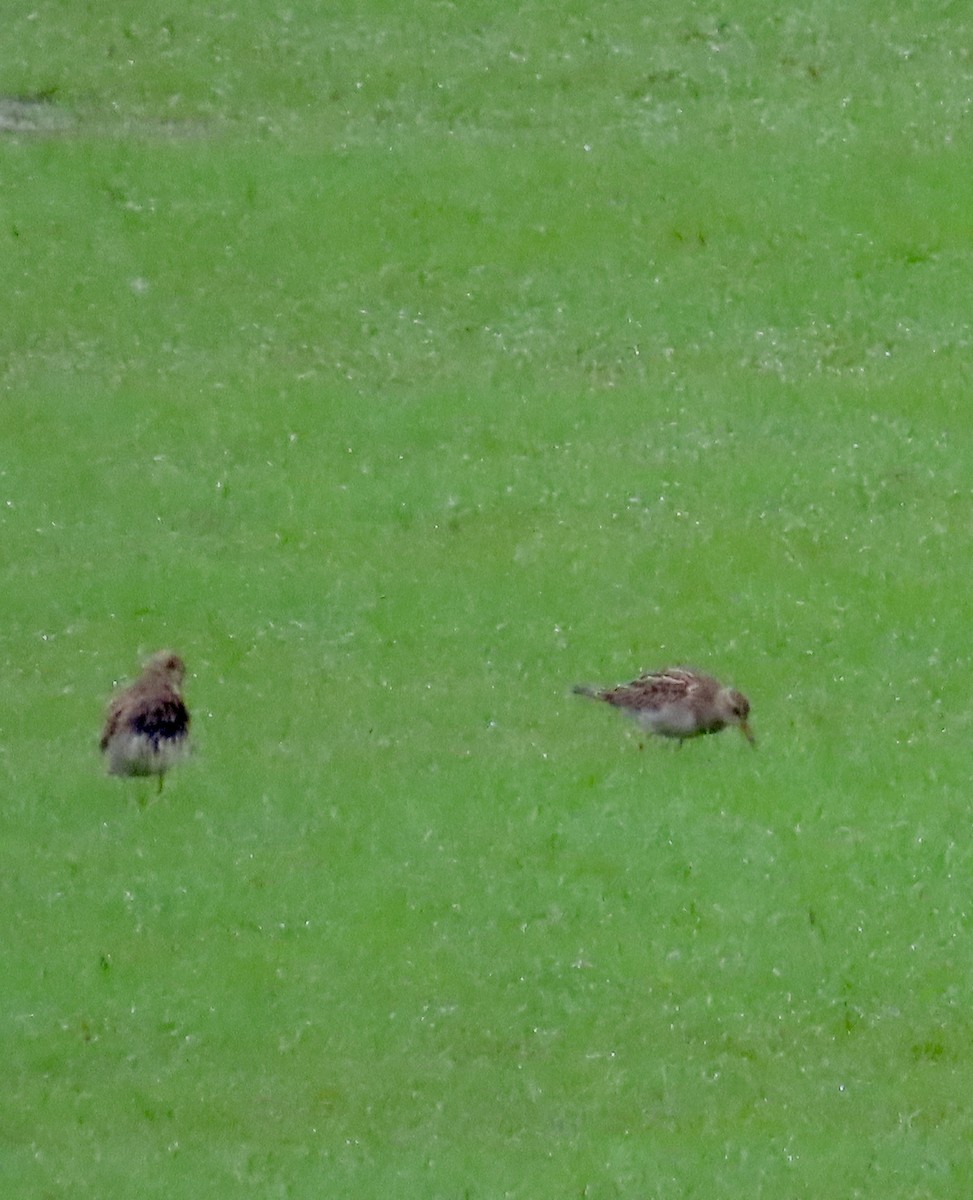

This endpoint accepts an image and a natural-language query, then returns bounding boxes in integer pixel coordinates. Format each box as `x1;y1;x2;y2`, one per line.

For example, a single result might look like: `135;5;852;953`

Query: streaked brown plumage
574;667;755;747
100;651;191;791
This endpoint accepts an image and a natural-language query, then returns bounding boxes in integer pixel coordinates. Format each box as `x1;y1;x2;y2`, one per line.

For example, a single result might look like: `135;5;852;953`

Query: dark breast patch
131;698;190;744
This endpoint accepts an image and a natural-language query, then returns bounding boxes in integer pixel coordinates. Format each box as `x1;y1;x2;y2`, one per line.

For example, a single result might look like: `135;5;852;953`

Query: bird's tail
572;684;602;700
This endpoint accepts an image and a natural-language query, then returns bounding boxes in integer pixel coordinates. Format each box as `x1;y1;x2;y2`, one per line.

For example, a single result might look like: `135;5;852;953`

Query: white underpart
630;702;701;737
106;732;189;777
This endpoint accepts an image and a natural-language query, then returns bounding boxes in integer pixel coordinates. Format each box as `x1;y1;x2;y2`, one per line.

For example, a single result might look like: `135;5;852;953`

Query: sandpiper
574;667;755;747
100;651;191;792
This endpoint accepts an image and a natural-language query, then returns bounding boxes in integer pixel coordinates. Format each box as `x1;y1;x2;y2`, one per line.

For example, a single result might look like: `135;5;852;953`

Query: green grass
4;2;973;1195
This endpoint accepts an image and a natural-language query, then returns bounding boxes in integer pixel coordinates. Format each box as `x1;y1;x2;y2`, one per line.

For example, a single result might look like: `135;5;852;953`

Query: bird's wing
99;698;125;750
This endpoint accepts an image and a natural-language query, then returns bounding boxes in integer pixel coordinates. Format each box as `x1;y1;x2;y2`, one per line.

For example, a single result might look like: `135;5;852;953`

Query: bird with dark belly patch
101;651;191;792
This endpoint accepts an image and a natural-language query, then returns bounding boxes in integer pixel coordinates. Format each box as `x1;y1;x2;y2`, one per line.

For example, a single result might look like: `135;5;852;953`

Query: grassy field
4;2;973;1195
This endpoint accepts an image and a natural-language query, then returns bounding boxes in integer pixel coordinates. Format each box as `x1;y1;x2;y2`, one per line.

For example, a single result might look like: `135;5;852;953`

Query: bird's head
144;651;186;687
721;687;756;747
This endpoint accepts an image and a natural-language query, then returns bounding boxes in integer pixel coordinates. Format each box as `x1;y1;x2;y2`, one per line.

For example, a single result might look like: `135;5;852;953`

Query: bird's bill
739;721;756;748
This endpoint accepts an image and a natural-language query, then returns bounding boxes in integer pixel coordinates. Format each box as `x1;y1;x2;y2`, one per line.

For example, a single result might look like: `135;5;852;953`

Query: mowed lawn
4;3;973;1195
